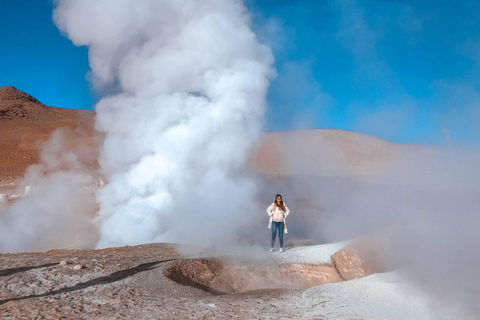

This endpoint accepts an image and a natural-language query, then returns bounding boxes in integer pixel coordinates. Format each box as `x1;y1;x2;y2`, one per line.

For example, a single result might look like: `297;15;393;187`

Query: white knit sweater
267;202;290;222
267;202;290;232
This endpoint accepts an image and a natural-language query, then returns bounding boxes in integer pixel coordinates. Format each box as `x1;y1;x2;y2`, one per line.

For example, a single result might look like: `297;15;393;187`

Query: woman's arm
284;204;290;218
267;203;274;217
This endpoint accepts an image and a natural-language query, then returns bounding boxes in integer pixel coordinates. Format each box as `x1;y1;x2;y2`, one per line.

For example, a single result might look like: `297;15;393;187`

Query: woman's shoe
269;248;274;252
279;248;284;253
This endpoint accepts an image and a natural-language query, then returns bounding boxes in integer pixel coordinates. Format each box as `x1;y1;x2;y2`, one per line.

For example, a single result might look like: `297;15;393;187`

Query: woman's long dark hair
274;195;286;212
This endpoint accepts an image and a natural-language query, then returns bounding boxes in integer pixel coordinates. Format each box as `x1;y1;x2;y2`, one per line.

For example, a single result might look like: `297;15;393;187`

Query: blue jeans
271;221;284;248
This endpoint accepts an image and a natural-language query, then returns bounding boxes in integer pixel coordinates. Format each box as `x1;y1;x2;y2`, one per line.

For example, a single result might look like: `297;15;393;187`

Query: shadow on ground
0;263;58;278
0;259;177;305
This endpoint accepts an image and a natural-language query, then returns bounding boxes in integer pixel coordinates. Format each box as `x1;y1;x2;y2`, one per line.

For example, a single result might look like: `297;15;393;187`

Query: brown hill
0;86;433;189
249;129;403;177
0;86;97;185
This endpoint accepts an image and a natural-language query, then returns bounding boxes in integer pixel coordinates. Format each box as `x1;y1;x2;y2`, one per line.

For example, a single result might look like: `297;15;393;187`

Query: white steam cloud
54;0;274;248
0;130;99;252
278;143;480;318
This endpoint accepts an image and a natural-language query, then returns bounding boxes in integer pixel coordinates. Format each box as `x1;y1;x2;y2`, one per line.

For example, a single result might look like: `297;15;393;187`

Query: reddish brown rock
332;234;393;281
332;246;376;281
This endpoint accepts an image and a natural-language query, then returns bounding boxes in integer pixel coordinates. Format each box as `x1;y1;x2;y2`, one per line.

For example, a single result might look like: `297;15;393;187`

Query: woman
267;194;290;252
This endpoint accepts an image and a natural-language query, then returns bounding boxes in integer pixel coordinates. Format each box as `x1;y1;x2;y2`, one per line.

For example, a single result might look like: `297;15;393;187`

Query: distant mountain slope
249;129;436;177
248;129;400;177
0;86;97;183
0;86;433;185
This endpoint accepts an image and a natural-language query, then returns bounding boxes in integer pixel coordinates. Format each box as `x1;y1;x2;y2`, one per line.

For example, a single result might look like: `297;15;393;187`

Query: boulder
332;246;375;280
331;235;390;280
72;264;83;271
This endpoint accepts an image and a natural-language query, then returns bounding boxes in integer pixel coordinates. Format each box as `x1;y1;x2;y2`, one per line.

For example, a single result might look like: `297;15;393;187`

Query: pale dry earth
0;241;443;320
0;241;386;320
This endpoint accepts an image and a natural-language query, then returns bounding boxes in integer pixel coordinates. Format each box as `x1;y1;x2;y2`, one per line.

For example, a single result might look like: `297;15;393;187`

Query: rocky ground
0;243;317;319
0;241;443;320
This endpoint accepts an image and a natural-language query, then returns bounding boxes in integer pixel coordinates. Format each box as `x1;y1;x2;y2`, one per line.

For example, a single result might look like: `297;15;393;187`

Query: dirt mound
164;258;344;294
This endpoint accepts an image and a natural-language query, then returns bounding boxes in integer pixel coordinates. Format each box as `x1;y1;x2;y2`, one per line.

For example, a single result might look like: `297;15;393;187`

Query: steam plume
0;130;99;252
54;0;274;248
282;144;480;318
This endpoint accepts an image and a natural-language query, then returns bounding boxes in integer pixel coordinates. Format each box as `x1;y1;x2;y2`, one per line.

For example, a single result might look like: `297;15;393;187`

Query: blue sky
0;0;94;109
1;0;480;146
